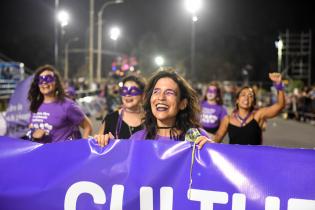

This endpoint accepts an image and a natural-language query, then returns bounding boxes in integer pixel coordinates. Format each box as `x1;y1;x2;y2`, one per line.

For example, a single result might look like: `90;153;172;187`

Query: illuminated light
110;27;121;41
154;56;165;66
129;66;135;71
122;64;129;71
184;0;202;14
192;15;198;22
118;82;123;87
57;10;70;27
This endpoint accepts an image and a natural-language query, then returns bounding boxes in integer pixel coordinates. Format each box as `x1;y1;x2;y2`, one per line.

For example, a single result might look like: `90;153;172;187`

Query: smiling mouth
156;103;169;111
125;98;134;103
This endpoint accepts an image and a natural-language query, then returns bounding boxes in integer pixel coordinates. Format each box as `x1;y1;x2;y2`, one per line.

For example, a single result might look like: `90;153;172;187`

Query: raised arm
257;73;286;120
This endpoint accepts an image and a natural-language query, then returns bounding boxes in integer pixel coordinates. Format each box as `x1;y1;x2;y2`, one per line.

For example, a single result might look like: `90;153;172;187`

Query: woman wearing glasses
27;65;92;143
94;75;146;146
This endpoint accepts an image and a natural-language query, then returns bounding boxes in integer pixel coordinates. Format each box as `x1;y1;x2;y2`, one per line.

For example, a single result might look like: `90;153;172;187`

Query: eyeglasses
120;86;143;96
37;75;55;85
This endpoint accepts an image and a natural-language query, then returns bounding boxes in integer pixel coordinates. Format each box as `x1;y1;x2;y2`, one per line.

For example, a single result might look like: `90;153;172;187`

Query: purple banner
0;136;315;210
5;76;33;138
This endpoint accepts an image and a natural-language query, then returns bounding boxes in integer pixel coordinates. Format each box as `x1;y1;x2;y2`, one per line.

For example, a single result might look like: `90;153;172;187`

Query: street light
57;10;70;33
96;0;124;83
109;26;121;41
154;56;165;67
275;38;283;73
184;0;202;79
64;37;79;80
55;10;70;69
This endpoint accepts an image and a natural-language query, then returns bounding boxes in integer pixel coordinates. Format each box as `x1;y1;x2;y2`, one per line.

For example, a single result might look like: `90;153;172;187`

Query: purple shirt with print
29;98;85;143
200;101;227;129
129;128;209;141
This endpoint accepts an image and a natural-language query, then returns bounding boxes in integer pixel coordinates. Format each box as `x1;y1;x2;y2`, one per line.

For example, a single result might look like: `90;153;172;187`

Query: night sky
0;0;314;82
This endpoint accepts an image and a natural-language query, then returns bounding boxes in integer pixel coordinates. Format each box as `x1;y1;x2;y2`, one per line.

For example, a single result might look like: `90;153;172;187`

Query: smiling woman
129;68;213;149
94;75;146;147
213;72;286;145
27;65;92;143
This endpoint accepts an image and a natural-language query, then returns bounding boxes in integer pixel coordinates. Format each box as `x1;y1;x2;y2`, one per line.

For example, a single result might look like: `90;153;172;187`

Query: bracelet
273;82;284;91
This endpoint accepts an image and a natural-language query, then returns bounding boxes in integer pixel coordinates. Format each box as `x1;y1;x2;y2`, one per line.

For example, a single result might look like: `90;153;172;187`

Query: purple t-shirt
129;128;209;141
29;98;85;143
200;101;227;129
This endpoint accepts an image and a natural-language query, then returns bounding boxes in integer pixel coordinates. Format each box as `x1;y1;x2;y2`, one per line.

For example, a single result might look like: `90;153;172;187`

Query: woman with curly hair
27;65;92;143
96;68;213;149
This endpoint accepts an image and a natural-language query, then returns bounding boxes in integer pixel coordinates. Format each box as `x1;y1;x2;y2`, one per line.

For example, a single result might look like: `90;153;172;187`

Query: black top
228;119;262;145
102;110;143;139
204;126;219;134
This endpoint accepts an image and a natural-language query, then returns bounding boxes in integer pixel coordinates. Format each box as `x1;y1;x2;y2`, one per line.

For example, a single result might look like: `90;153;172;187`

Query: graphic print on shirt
201;107;219;125
30;112;53;135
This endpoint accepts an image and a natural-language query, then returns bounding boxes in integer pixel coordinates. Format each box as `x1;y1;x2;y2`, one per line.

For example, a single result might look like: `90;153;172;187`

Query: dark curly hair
28;65;66;113
143;68;201;140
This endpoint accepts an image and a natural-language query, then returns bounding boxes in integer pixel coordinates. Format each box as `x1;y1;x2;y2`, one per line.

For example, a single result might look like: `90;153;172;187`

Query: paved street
262;118;315;149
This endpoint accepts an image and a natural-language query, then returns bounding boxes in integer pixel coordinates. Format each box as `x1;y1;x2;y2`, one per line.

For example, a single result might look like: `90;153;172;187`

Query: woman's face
38;70;56;96
237;88;255;110
121;81;143;109
206;85;217;101
150;77;186;126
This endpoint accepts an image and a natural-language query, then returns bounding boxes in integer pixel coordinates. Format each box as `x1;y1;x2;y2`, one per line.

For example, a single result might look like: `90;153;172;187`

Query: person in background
94;74;146;145
198;72;285;147
200;81;228;135
27;65;92;143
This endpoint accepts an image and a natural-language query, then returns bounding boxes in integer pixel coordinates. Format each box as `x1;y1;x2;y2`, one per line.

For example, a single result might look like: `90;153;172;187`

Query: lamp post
54;0;60;67
96;0;124;83
64;37;79;80
56;10;70;70
88;0;95;85
275;38;283;73
184;0;201;79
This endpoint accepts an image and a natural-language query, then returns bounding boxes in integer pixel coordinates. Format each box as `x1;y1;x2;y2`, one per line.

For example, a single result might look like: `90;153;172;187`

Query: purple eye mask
207;88;217;94
120;86;143;96
38;75;55;85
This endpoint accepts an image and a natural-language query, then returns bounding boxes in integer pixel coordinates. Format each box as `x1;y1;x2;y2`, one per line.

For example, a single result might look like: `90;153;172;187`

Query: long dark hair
143;68;201;140
235;86;257;112
28;65;66;113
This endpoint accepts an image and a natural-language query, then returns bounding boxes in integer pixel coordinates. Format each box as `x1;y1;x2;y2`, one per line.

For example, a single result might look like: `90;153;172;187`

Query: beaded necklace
234;111;252;127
